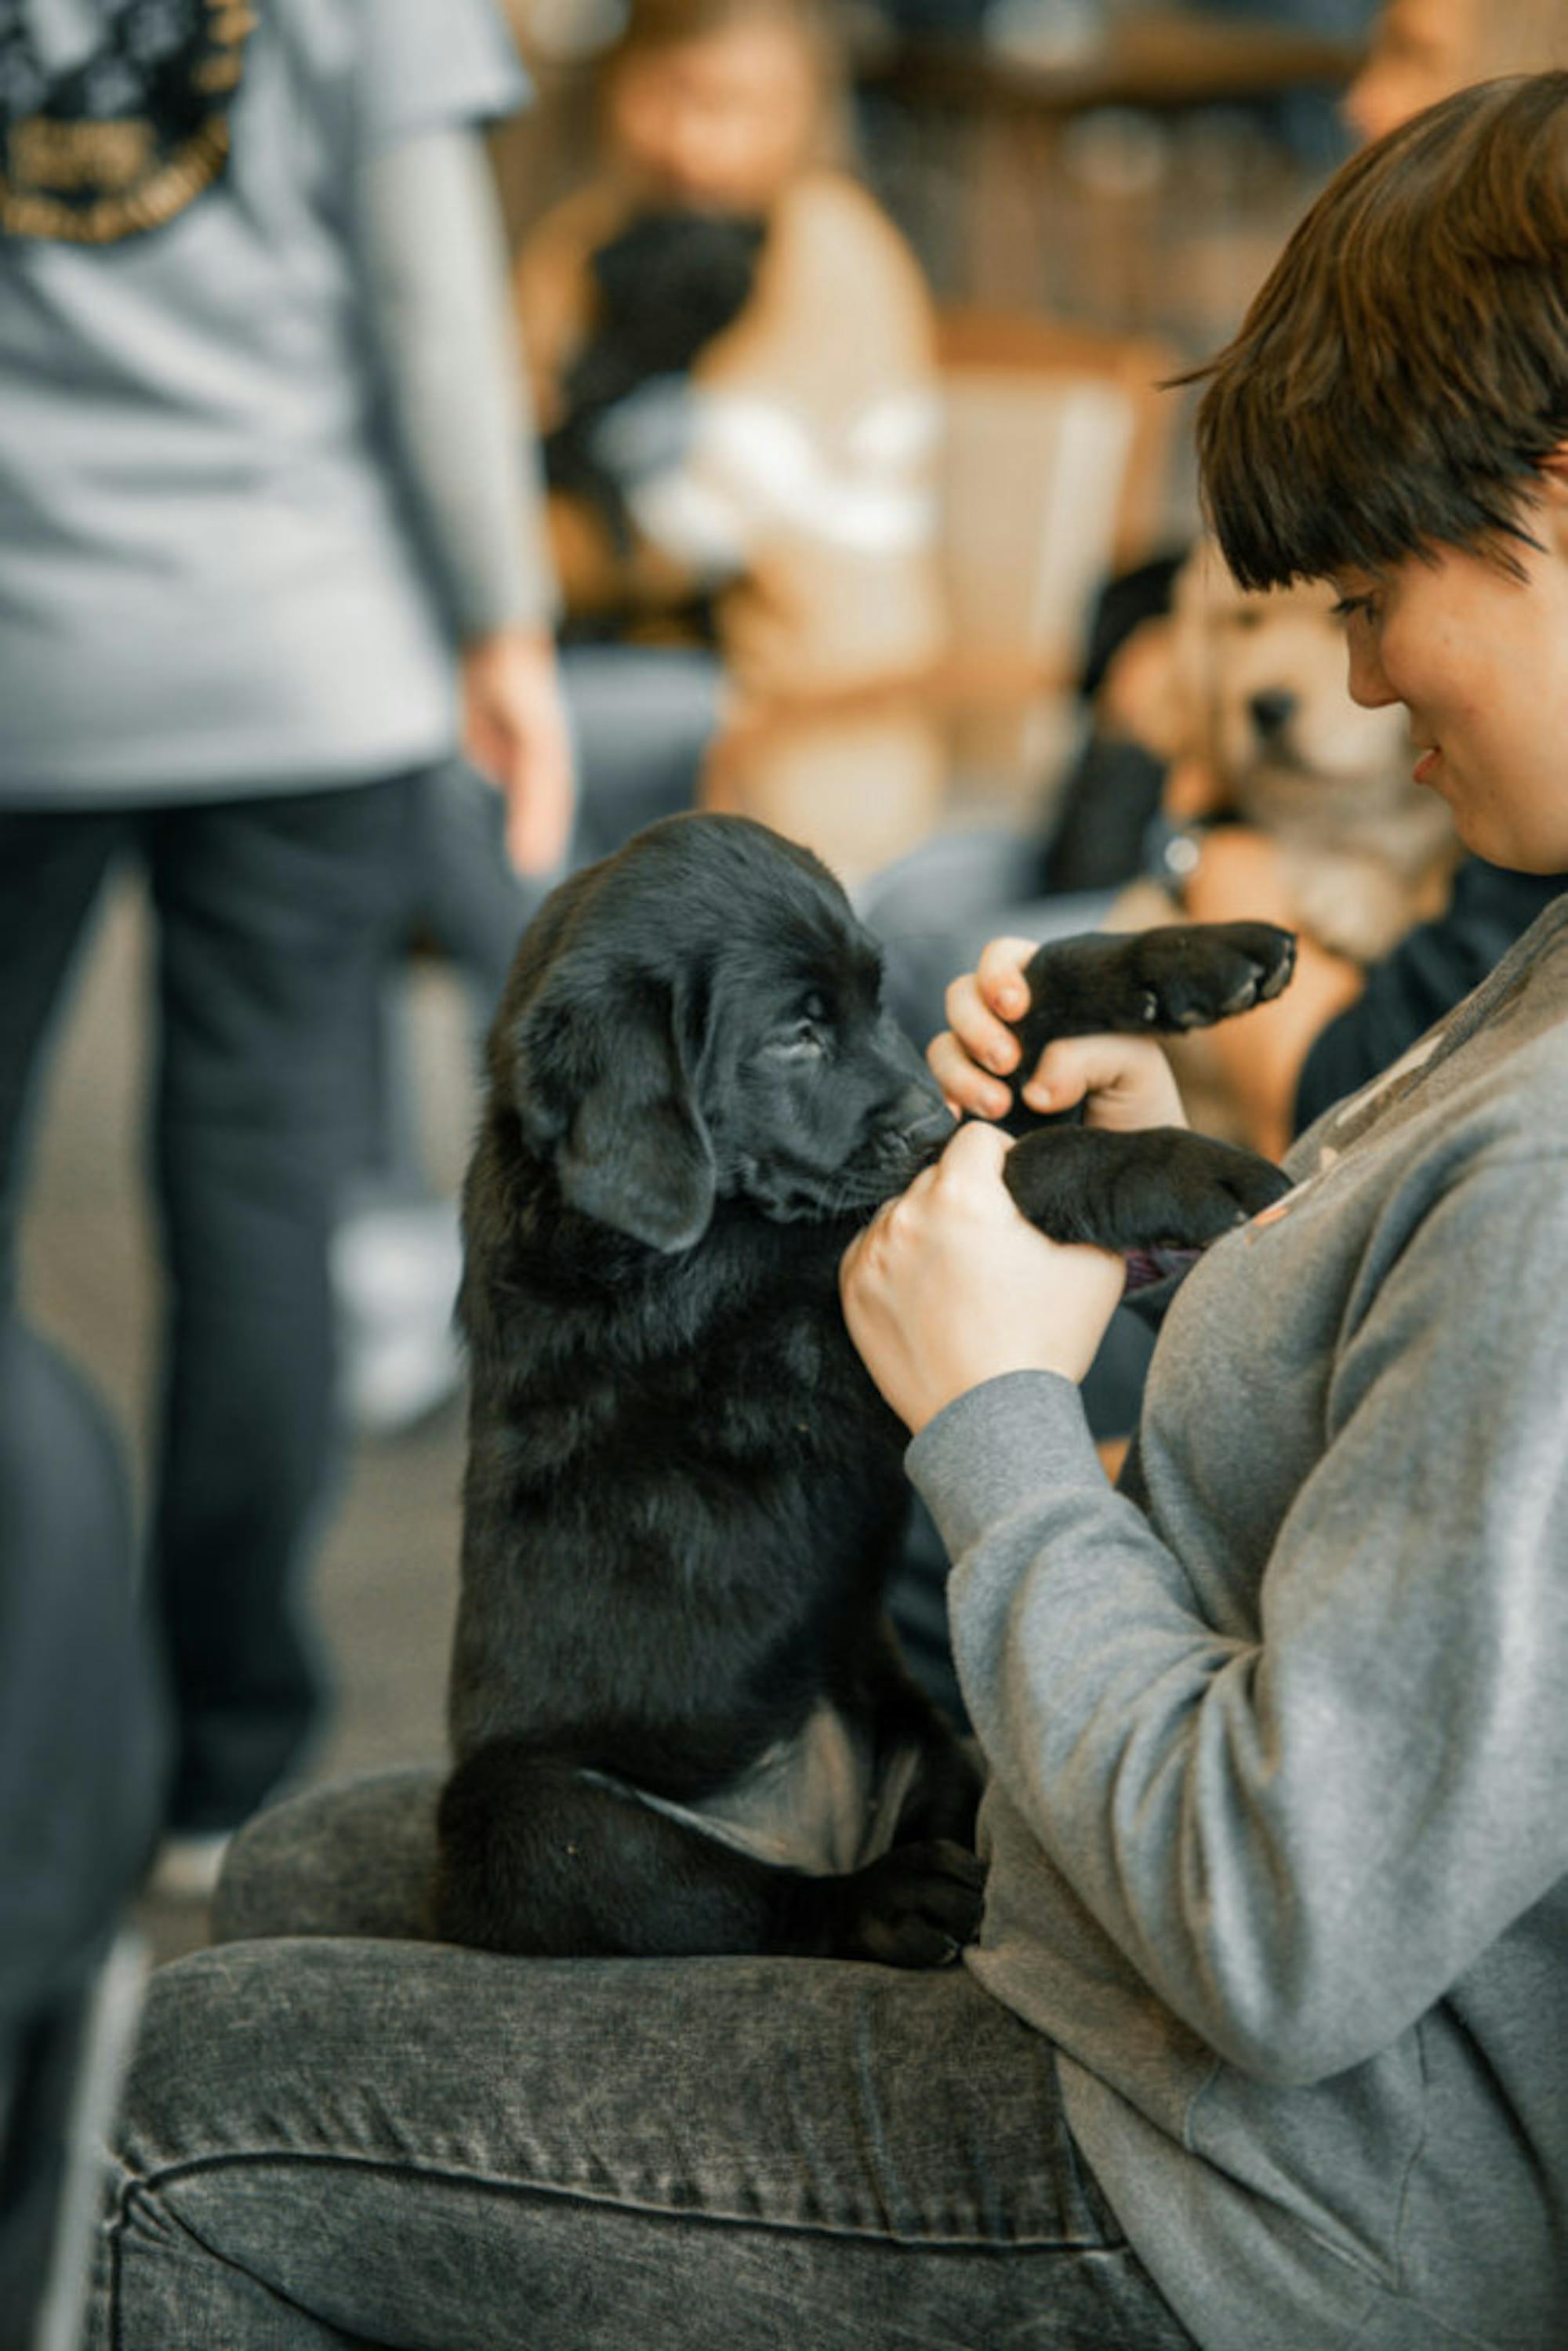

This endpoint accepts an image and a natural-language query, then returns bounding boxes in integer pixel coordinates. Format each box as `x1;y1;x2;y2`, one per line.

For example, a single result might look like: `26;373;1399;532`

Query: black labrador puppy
437;814;1293;1967
543;207;766;552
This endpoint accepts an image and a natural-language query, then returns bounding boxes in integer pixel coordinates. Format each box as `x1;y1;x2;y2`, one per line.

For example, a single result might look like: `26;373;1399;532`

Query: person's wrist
463;622;553;661
908;1357;1073;1435
907;1299;1121;1429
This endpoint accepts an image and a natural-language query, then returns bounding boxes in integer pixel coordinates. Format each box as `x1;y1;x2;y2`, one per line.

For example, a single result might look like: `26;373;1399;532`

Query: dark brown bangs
1192;74;1568;589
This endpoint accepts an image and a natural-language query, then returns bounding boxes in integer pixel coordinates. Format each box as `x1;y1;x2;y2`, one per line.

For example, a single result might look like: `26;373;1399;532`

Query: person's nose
1345;632;1396;709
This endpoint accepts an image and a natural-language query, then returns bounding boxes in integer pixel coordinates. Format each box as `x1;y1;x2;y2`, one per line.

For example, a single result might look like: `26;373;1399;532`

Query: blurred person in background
1345;0;1568;138
0;0;569;1890
516;0;949;883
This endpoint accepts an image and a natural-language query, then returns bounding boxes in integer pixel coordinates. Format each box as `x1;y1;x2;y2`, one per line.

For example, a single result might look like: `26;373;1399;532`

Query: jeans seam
127;2144;1122;2253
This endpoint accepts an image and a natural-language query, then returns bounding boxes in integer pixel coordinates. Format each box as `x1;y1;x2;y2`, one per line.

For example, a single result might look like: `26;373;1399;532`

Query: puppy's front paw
1014;921;1296;1050
1112;922;1298;1031
1004;1125;1290;1254
822;1840;985;1970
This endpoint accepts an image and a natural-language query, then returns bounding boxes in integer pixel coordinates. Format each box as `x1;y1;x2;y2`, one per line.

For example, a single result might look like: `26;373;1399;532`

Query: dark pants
0;779;422;1832
89;1771;1195;2350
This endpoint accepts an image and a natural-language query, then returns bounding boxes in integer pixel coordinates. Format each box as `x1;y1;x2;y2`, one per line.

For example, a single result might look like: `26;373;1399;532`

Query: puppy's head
488;815;951;1254
590;209;766;365
1163;541;1416;825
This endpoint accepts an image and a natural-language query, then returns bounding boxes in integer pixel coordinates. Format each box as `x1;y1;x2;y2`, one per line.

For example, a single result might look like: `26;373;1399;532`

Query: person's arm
901;1148;1568;2085
354;128;575;875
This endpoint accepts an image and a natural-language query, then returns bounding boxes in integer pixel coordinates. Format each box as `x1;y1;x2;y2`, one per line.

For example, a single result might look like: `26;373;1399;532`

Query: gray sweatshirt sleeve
907;1147;1568;2087
354;127;558;640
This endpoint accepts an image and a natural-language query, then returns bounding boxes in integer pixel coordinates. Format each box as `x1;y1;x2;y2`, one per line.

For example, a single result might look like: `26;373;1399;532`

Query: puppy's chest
492;1241;899;1483
666;1293;895;1465
608;1253;872;1402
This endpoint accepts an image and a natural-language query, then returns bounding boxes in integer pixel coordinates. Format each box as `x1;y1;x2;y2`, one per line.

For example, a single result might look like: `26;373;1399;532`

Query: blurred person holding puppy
516;0;949;881
0;0;569;1885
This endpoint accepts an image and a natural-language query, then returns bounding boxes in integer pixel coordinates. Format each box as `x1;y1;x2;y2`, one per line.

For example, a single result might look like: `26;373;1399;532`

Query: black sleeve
1293;860;1568;1133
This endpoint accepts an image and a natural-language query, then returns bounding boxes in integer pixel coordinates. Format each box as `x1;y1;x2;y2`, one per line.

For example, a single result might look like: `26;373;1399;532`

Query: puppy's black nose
1248;688;1297;741
891;1080;954;1151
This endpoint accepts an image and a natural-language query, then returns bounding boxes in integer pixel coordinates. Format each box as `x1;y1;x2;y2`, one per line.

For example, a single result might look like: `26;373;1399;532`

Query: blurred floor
20;873;477;1967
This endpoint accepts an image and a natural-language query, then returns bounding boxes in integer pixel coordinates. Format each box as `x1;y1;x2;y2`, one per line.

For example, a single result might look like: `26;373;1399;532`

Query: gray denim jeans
90;1770;1196;2350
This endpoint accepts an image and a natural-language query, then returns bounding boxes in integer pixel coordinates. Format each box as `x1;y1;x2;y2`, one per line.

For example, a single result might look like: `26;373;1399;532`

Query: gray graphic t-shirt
0;0;526;799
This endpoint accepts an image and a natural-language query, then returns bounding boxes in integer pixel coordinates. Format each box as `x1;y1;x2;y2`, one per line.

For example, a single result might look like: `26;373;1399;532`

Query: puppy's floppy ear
509;971;716;1253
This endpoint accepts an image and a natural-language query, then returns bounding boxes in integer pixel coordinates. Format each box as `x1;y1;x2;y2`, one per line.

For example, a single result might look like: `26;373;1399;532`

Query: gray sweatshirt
0;8;549;800
908;896;1568;2350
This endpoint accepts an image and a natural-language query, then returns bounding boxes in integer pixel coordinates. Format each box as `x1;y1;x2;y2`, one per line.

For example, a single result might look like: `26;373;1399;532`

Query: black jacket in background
1294;859;1568;1134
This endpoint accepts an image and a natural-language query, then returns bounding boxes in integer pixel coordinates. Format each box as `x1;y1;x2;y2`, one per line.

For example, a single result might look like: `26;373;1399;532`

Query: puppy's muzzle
893;1086;958;1185
895;1082;956;1159
1247;688;1298;745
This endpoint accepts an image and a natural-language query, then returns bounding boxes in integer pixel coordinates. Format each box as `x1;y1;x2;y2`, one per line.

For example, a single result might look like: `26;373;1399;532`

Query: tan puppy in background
1098;540;1460;1142
1111;539;1458;961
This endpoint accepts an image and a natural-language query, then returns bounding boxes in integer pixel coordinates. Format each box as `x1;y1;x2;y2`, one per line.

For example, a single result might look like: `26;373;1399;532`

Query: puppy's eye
768;1026;826;1061
768;992;831;1060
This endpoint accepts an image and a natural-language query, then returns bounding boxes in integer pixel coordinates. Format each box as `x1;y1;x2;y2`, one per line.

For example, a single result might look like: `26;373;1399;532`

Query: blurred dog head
1109;540;1458;965
1152;540;1418;834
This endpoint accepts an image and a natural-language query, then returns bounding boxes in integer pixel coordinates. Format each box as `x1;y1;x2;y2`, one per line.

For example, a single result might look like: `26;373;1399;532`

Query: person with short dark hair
89;74;1568;2351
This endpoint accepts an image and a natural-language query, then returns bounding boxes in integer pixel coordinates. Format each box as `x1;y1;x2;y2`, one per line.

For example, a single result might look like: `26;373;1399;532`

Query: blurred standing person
1344;0;1568;141
0;0;571;1887
517;0;949;883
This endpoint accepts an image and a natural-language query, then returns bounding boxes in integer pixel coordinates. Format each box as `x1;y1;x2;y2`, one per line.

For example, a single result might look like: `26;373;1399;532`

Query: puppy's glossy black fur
436;815;1293;1967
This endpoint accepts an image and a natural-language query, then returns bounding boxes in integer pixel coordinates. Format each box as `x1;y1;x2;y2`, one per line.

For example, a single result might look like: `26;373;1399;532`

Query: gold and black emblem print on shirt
0;0;253;243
